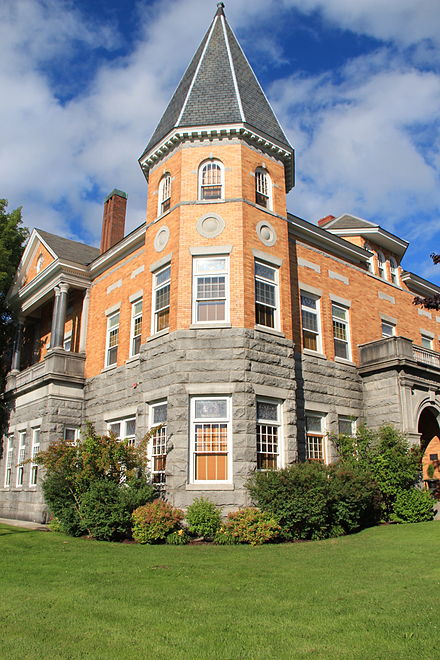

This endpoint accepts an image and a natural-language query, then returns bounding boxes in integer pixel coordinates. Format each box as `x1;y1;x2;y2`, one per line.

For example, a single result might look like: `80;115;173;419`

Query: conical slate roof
141;3;292;158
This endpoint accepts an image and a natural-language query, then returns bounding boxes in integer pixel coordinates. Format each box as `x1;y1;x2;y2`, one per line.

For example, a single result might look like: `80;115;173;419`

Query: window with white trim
153;265;170;333
301;293;321;352
377;251;387;280
306;414;326;462
421;334;433;350
255;260;279;329
30;428;40;486
106;311;119;366
190;397;231;483
381;320;395;338
332;303;350;360
64;427;79;445
16;431;26;487
255;168;271;209
199;160;223;200
364;242;374;273
338;416;356;437
130;299;143;356
257;398;282;469
149;401;167;485
63;331;72;352
158;173;171;215
108;417;136;447
4;436;13;487
390;257;399;285
36;253;44;273
193;256;228;323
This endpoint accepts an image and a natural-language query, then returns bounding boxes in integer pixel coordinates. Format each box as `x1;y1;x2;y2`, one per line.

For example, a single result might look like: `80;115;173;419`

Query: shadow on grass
0;526;36;536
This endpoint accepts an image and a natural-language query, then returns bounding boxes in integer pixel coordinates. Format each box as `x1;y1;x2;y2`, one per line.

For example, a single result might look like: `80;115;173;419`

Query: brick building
2;3;440;523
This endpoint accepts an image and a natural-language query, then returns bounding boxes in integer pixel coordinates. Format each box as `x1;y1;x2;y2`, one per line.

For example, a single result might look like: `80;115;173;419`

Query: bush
218;507;280;546
166;530;189;545
186;497;222;539
247;462;381;541
132;499;183;544
390;488;435;523
214;527;238;545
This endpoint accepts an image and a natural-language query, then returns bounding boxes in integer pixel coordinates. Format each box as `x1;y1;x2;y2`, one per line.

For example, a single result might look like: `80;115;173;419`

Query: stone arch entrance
418;406;440;483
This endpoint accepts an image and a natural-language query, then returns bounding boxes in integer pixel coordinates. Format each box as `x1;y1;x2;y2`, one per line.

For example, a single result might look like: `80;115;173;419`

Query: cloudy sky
1;0;440;281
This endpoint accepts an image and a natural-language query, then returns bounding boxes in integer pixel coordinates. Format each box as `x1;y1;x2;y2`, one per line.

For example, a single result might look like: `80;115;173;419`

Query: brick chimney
100;189;127;253
317;215;335;227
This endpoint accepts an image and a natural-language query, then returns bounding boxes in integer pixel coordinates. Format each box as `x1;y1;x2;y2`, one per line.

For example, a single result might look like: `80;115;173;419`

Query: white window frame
36;253;44;273
16;431;26;487
4;436;14;487
255;260;279;330
389;257;399;285
158;173;171;216
306;413;327;462
198;160;224;201
338;416;356;437
105;310;120;367
301;292;321;353
190;396;232;484
64;427;79;445
63;330;72;352
152;265;171;334
107;417;136;447
30;428;40;486
421;334;433;350
130;298;143;357
255;168;272;210
192;256;229;324
148;401;168;485
377;251;387;280
332;303;351;360
381;320;395;338
364;242;374;274
256;397;283;470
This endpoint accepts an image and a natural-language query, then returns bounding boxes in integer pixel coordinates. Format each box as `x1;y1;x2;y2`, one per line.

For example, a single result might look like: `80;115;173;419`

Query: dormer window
199;160;223;200
158;173;171;215
377;251;387;280
255;168;271;209
390;257;399;285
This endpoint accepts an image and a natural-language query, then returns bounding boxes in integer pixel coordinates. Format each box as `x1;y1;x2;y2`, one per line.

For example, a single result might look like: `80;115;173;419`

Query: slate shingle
37;229;100;266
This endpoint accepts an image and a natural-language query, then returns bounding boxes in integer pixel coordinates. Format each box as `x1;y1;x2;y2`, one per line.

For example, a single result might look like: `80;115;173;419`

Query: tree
414;253;440;310
0;199;29;440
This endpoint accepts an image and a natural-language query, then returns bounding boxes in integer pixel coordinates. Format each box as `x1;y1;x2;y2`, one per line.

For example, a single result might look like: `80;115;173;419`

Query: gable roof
320;214;409;259
36;229;100;265
141;4;292;159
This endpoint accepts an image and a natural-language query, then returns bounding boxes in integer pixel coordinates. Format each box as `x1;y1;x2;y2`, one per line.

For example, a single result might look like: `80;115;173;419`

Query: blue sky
1;0;440;282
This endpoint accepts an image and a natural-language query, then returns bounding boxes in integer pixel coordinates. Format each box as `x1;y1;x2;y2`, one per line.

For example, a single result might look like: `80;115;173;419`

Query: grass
1;522;439;659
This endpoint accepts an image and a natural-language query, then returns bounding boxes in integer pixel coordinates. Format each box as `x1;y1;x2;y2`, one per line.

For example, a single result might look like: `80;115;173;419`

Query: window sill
334;357;356;366
189;323;231;330
254;325;285;338
147;328;169;342
196;199;225;205
102;364;118;373
186;483;234;491
126;355;140;364
303;349;327;359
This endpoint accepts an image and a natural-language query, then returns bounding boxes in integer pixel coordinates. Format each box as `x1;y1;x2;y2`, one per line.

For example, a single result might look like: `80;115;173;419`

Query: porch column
50;286;61;348
10;317;24;373
79;288;90;353
53;283;69;348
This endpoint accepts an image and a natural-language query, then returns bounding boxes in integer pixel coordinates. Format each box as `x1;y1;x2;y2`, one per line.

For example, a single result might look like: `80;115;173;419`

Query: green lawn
1;522;439;659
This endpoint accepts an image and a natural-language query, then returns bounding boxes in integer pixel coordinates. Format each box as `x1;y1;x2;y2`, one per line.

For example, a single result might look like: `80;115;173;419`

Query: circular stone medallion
154;225;170;252
256;220;277;247
196;213;225;239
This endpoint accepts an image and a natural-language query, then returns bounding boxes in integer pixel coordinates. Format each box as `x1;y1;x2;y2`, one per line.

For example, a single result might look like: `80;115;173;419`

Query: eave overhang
89;223;146;277
401;271;440;298
323;214;408;258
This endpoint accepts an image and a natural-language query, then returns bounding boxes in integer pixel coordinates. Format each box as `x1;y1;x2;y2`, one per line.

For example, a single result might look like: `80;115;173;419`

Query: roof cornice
401;271;440;297
89;223;146;277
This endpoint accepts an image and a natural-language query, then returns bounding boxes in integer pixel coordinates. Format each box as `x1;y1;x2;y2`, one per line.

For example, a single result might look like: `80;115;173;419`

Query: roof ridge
220;14;245;123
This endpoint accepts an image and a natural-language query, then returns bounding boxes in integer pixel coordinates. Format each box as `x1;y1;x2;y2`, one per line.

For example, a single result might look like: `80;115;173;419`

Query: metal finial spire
216;2;225;16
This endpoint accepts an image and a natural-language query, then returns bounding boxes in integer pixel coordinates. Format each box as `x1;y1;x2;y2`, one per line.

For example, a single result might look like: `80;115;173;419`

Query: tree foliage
414;253;440;310
36;423;157;540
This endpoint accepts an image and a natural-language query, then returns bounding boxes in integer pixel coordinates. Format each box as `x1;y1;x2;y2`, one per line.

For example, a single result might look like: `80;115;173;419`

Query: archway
418;407;440;482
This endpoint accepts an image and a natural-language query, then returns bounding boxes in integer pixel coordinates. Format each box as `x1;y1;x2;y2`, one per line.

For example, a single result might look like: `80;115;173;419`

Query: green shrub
390;488;434;523
247;461;381;541
214;526;238;545
219;507;280;545
132;499;183;544
166;530;189;545
185;497;222;538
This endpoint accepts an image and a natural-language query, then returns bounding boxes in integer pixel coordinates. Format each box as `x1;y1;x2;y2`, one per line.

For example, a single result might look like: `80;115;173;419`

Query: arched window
390;257;399;285
158;173;171;215
36;253;44;273
377;251;387;280
255;168;272;209
199;160;223;201
364;242;374;273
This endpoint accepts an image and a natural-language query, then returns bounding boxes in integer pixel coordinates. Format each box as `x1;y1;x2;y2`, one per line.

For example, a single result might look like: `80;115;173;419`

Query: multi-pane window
301;293;320;351
150;402;167;485
193;257;228;323
16;431;26;487
377;251;387;280
130;299;143;356
153;266;171;332
158;174;171;215
63;332;72;351
191;397;230;482
255;168;271;209
338;416;356;437
108;418;136;446
64;427;79;445
332;303;350;360
390;258;399;285
306;414;326;462
257;399;281;469
4;436;13;487
421;334;433;350
255;261;278;329
199;161;223;200
30;428;40;486
106;311;119;366
381;321;395;338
